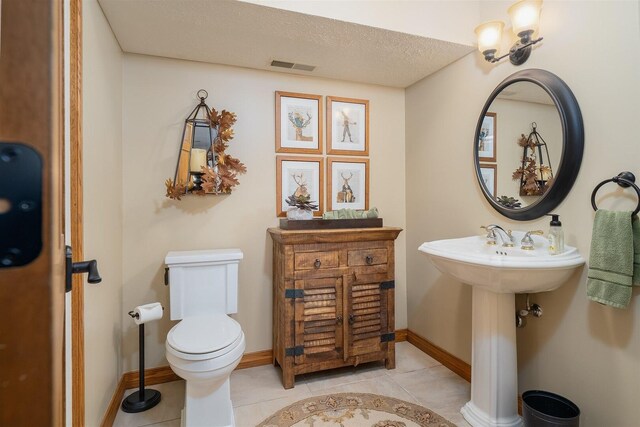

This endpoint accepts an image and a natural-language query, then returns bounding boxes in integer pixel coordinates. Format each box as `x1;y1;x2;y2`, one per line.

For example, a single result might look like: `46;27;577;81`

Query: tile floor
113;342;471;427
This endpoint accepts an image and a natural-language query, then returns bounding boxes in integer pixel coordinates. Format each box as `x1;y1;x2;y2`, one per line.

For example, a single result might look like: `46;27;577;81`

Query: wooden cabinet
268;227;402;389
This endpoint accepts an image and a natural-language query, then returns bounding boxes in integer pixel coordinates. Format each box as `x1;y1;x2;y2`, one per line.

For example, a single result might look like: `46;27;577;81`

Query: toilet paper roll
132;302;163;325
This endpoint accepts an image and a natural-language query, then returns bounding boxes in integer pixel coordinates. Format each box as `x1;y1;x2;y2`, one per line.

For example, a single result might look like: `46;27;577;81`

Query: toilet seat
167;314;243;361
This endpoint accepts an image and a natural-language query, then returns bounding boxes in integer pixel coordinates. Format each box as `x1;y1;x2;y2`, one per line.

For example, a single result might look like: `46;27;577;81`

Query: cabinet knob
349;314;356;325
314;259;321;268
336;316;343;325
365;255;373;265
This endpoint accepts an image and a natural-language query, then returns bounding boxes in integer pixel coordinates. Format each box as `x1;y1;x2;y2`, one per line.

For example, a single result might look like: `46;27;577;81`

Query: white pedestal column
461;287;522;427
184;378;235;427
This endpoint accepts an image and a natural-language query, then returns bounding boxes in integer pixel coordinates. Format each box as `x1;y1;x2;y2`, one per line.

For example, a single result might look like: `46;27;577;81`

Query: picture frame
327;157;369;211
480;163;497;197
326;96;369;156
478;112;497;162
275;91;323;154
276;156;324;217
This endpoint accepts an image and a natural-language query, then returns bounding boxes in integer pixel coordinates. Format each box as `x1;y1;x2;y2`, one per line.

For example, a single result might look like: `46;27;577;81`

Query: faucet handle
480;225;497;245
521;230;545;250
502;229;515;247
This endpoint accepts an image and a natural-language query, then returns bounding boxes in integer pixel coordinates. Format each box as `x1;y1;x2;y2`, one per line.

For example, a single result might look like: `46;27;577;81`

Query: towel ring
591;171;640;216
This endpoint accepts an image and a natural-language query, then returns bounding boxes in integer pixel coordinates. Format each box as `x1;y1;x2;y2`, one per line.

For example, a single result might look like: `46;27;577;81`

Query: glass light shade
475;21;505;54
508;0;542;37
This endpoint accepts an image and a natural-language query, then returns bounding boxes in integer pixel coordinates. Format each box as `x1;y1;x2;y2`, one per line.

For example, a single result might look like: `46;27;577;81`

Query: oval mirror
474;69;584;220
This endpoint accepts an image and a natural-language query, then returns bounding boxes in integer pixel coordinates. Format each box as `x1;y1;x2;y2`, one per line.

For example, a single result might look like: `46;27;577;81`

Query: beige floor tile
298;361;389;393
438;406;472;427
233;392;313;427
113;381;185;427
230;364;312;407
392;365;470;425
396;373;469;405
114;344;470;427
144;418;181;427
388;342;442;375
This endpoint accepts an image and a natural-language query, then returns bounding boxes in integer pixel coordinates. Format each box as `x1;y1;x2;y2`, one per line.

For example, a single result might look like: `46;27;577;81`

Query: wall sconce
165;89;246;200
475;0;543;65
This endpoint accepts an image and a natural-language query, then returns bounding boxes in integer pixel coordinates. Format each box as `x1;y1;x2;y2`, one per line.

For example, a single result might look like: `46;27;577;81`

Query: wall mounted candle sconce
165;90;246;200
475;0;543;66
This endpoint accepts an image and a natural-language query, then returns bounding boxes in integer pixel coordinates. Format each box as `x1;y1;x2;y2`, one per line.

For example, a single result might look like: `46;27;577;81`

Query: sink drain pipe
516;294;543;328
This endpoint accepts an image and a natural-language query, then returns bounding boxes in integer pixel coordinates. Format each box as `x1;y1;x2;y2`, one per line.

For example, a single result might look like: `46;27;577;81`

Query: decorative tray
279;218;383;230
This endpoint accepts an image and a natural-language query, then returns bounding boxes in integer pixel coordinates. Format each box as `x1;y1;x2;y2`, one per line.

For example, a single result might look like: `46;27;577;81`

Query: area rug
257;392;456;427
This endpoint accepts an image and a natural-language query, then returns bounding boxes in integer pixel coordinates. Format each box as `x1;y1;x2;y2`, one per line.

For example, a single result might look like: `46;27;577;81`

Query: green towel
586;210;634;308
322;207;379;219
634;216;640;285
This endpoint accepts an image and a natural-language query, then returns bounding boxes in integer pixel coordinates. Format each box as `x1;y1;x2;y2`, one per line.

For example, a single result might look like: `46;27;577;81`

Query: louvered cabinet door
293;276;344;364
346;278;389;360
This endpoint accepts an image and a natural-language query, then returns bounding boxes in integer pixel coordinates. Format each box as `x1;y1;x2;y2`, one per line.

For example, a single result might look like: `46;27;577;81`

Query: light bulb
508;0;542;38
475;21;505;56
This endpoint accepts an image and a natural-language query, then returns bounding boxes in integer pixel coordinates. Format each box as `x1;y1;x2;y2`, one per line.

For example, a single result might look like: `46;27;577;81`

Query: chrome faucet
481;224;515;247
481;225;498;245
520;230;544;250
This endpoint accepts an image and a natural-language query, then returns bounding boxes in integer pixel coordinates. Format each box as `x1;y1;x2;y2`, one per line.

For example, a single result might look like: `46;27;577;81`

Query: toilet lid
167;314;241;355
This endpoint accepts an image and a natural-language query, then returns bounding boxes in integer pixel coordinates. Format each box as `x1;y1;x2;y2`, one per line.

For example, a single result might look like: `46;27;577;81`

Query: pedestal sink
419;231;584;427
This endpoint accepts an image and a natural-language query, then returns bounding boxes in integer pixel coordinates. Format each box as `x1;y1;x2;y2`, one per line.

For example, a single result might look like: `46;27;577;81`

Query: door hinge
285;346;304;357
285;289;304;299
380;280;395;290
381;332;395;343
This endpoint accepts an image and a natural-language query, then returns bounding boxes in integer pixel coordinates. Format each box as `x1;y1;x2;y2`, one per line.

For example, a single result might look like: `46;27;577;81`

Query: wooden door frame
70;0;85;425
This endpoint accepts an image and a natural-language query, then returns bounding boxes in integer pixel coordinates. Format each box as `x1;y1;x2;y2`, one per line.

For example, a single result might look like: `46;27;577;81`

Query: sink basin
419;231;585;293
419;231;584;427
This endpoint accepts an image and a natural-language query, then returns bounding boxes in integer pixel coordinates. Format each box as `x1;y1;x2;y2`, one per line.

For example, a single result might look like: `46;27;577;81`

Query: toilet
164;249;246;427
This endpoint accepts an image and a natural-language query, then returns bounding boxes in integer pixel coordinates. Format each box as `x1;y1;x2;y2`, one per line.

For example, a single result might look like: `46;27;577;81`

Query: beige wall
121;54;407;371
83;0;123;424
406;1;640;425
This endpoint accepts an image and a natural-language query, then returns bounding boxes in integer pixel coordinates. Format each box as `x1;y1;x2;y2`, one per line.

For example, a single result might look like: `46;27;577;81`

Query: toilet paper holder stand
121;307;164;413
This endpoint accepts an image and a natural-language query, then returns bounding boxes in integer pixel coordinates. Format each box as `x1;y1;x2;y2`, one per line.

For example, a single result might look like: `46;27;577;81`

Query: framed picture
276;156;324;217
478;112;496;162
275;91;322;154
480;163;497;197
327;157;369;211
326;96;369;156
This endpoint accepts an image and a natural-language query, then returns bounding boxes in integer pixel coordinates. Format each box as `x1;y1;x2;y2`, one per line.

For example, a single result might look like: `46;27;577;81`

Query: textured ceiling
98;0;474;88
496;82;555;106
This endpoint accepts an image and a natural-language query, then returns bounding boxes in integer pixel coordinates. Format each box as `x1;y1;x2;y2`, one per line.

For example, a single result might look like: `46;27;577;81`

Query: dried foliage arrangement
512;133;552;196
166;107;246;200
165;179;187;200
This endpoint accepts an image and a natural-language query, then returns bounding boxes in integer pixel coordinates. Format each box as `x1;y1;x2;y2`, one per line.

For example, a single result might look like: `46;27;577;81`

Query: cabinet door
294;276;344;364
346;278;388;358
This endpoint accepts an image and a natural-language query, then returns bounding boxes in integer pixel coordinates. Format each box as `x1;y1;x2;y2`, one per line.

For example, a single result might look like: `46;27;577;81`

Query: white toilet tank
165;249;243;320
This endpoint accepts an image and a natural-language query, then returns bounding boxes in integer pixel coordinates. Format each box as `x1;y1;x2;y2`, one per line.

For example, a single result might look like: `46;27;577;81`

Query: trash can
522;390;580;427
